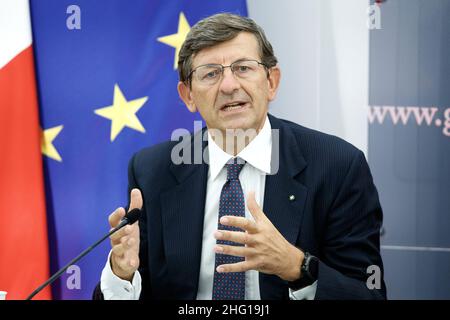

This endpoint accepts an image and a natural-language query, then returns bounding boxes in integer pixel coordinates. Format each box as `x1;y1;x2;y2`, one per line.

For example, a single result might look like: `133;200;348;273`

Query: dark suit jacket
94;114;386;300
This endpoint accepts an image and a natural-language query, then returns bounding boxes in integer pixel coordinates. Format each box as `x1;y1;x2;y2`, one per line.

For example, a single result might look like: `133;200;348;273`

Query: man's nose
218;67;241;94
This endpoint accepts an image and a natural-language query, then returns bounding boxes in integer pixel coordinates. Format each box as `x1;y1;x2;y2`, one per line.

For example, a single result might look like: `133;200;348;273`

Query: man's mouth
220;101;248;112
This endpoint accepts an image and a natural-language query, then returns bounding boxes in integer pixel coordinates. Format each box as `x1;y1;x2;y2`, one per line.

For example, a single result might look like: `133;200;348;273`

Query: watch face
289;253;319;290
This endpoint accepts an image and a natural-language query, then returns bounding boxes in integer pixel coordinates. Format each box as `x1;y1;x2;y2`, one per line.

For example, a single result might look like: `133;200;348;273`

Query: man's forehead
192;32;260;66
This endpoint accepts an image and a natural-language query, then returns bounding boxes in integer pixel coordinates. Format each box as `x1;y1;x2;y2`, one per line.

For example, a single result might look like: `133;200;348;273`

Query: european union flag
30;0;247;299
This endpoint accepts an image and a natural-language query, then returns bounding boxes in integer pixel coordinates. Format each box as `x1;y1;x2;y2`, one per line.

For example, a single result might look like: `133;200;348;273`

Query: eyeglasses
188;59;268;86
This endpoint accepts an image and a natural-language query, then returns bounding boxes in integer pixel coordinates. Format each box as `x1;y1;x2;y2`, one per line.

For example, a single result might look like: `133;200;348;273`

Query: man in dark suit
95;13;386;300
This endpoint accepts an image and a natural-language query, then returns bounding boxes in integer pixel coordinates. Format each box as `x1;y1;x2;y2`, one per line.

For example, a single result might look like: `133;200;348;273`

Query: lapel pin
289;195;295;201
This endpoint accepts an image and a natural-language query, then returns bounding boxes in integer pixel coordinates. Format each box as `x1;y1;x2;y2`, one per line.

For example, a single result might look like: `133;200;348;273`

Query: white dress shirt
101;116;317;299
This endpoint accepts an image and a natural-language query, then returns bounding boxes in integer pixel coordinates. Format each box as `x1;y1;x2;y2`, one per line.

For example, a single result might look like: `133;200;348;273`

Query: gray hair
178;13;278;83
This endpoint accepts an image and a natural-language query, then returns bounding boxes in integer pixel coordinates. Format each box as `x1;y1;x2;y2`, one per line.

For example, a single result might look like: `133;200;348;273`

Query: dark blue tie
212;158;246;300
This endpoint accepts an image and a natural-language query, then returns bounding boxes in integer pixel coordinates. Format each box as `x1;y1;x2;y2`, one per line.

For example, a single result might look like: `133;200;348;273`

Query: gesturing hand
214;191;304;281
109;188;142;281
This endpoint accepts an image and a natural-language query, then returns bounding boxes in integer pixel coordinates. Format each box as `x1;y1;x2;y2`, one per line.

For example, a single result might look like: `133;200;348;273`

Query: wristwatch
288;251;319;290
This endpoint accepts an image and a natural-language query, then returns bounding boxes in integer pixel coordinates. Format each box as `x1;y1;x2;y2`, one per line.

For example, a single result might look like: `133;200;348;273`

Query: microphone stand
26;208;140;300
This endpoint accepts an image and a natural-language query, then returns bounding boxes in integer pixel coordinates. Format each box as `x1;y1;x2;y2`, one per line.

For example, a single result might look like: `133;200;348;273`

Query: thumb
129;188;143;211
247;191;264;222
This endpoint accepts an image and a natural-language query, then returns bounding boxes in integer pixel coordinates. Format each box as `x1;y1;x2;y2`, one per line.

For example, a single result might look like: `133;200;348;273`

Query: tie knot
225;158;245;181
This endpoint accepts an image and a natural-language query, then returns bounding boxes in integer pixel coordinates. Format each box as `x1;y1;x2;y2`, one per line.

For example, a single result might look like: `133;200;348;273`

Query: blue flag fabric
30;0;247;300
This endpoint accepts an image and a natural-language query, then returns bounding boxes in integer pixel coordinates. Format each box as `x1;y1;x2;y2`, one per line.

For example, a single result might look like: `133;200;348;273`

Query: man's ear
267;65;281;102
177;81;197;113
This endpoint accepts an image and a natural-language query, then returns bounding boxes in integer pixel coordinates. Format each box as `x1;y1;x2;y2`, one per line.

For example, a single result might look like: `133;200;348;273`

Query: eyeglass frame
186;59;270;85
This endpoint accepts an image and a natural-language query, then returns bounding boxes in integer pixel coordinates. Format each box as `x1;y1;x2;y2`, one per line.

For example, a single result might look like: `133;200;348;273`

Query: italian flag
0;0;51;299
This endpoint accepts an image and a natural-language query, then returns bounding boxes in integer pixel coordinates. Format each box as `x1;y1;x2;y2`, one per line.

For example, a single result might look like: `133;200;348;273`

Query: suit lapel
160;130;208;299
259;114;308;300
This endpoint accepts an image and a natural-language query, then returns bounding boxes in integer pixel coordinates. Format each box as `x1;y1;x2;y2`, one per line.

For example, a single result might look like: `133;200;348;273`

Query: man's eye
236;65;249;72
202;70;220;79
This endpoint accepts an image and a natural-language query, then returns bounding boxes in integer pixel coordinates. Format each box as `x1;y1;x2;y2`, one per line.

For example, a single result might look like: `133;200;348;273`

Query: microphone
26;208;141;300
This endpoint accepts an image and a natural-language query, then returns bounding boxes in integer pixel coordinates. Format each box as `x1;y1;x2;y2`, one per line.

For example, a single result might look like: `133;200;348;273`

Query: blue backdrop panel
369;0;450;299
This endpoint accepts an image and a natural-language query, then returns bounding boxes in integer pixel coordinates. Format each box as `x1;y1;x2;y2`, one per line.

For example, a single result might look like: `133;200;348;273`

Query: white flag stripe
0;0;33;69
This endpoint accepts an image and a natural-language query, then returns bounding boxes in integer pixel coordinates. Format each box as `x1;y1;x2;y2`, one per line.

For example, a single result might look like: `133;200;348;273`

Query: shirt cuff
289;281;318;300
100;251;142;300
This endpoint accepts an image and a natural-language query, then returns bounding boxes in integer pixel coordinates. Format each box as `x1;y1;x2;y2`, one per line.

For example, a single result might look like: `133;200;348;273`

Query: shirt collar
207;115;272;181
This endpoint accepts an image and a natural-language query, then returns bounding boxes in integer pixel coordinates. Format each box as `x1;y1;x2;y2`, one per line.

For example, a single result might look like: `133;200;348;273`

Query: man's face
178;32;280;133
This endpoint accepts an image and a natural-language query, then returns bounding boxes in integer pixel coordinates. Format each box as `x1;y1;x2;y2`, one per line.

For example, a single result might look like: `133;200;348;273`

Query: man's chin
223;120;255;132
216;114;255;130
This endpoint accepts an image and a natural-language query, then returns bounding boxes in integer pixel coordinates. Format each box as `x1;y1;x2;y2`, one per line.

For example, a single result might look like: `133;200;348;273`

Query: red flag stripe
0;46;51;300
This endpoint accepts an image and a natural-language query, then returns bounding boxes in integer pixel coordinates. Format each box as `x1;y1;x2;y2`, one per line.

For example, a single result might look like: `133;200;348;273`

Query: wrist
282;245;304;281
110;255;134;282
288;251;319;290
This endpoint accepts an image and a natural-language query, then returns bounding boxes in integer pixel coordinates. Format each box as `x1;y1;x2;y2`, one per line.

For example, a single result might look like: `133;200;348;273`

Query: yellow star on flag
157;12;191;69
94;84;148;142
42;125;63;162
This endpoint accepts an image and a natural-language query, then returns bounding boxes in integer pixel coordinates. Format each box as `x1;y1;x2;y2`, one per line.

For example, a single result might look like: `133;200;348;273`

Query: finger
108;207;126;228
216;261;254;273
124;235;139;254
109;224;133;244
130;221;140;237
247;191;265;222
220;216;258;233
112;242;127;257
112;238;138;257
123;248;139;269
214;244;252;257
129;188;143;211
115;253;138;273
214;230;253;245
126;222;140;246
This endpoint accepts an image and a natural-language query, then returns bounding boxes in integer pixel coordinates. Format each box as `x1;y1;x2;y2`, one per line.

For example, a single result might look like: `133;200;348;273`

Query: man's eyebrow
229;57;259;64
195;57;258;68
232;57;256;62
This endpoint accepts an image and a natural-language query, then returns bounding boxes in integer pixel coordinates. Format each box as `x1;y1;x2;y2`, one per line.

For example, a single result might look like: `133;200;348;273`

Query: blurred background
0;0;449;299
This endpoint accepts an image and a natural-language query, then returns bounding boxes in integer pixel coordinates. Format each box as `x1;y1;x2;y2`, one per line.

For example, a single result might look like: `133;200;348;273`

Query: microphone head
123;208;141;224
